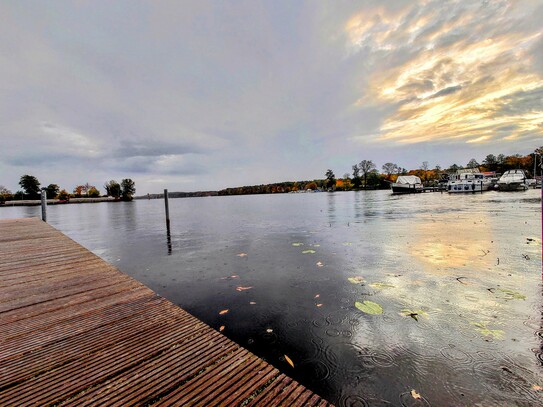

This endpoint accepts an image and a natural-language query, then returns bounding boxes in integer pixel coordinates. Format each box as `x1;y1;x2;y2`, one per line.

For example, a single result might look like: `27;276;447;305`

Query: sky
1;0;542;194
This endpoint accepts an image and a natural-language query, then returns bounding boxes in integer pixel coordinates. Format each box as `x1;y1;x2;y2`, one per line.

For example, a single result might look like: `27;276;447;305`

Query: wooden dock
0;218;333;406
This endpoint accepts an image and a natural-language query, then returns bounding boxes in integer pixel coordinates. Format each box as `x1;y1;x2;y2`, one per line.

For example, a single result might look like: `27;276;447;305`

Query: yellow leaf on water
316;303;323;307
314;294;320;298
236;286;253;292
532;385;542;391
316;261;324;267
284;354;294;368
219;309;229;315
411;390;421;399
348;276;365;284
249;301;256;305
266;328;273;333
219;326;225;332
237;253;248;257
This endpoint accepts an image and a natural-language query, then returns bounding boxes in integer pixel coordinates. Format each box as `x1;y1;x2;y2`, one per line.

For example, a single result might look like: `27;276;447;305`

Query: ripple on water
399;391;431;407
338;394;369;407
440;344;473;366
300;359;331;381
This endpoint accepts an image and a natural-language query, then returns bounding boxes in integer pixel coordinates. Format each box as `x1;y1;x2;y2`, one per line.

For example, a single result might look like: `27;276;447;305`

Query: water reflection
1;190;541;405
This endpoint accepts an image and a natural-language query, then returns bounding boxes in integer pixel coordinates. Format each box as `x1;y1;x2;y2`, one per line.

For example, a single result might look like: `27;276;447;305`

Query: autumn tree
104;180;121;198
482;154;498;171
382;163;399;179
19;175;41;199
121;178;136;201
358;160;376;189
88;187;100;197
44;184;60;199
325;170;336;190
0;186;12;202
57;189;70;201
352;165;361;189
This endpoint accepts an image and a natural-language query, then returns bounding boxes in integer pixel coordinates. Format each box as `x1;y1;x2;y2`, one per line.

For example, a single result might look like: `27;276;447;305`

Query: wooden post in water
41;191;47;222
164;189;170;230
164;189;172;255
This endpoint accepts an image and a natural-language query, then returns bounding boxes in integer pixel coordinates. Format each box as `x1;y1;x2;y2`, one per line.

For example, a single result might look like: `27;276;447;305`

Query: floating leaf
497;288;526;300
348;276;364;284
312;244;321;247
220;275;239;280
266;328;273;333
532;385;542;391
314;294;320;298
219;326;225;332
284;354;294;368
292;243;304;247
237;253;248;257
470;322;504;339
236;286;253;292
411;390;422;400
316;261;324;267
342;242;353;246
316;303;323;307
302;249;316;254
369;282;395;289
400;309;428;321
219;309;229;315
355;300;383;315
249;301;257;305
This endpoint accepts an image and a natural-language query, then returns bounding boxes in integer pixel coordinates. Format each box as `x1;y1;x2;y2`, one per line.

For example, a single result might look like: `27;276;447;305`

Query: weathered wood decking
0;218;333;406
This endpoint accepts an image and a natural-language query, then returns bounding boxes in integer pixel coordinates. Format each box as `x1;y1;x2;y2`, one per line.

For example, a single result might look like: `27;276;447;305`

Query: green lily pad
302;249;316;254
369;282;395;289
471;322;504;339
292;243;304;247
355;300;383;315
348;276;364;284
497;288;526;300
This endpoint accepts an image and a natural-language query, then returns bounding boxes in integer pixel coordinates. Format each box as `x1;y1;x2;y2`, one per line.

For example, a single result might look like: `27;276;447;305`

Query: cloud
346;0;543;146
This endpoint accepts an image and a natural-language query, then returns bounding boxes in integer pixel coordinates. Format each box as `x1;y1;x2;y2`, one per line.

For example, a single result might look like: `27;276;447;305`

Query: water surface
2;190;542;406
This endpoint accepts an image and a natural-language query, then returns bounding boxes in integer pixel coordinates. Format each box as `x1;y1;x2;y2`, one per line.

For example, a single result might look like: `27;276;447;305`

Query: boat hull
391;184;422;194
447;181;491;193
497;182;528;191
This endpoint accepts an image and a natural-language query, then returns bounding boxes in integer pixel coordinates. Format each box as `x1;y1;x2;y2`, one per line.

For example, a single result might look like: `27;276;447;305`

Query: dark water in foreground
2;190;542;406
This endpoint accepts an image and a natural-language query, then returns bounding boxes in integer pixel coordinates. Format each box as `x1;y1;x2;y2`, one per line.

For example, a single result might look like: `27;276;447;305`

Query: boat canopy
396;175;422;185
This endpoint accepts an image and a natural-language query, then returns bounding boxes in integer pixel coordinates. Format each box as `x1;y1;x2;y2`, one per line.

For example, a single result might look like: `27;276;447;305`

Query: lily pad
302;249;316;254
348;276;365;284
292;243;304;247
471;322;504;339
369;282;395;289
497;288;526;300
355;300;383;315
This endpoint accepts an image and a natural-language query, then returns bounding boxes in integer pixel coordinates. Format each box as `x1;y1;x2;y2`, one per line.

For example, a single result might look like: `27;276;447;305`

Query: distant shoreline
0;197;117;207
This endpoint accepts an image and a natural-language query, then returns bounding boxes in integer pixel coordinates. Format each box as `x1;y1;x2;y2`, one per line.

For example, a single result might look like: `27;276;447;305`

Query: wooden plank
0;218;334;406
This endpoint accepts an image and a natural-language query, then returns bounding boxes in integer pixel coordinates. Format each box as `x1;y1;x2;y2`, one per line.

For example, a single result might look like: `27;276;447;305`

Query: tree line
0;175;136;203
219;146;542;195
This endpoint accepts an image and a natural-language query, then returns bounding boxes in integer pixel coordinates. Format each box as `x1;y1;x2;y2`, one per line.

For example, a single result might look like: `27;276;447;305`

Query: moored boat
391;175;423;194
497;169;530;191
447;169;492;193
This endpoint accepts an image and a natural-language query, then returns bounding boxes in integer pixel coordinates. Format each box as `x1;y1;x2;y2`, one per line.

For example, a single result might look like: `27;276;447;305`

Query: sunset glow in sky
1;1;542;193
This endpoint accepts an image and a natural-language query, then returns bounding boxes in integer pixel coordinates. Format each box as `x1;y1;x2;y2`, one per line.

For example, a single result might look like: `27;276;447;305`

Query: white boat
391;175;423;194
497;169;530;191
447;169;492;193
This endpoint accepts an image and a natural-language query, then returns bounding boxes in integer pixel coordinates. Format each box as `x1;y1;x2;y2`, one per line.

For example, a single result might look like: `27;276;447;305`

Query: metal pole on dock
41;191;47;222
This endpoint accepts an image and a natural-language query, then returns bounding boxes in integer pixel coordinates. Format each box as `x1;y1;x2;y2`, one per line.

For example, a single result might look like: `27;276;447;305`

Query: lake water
2;190;542;406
